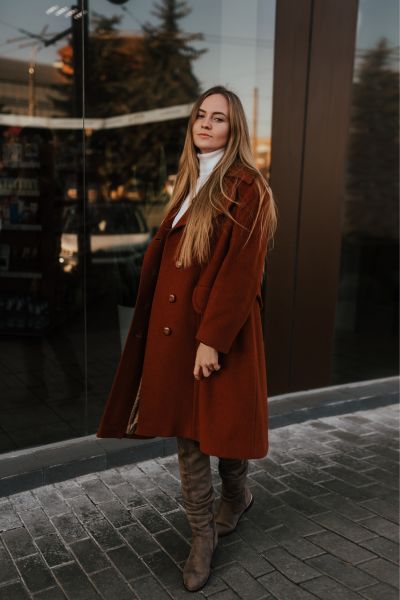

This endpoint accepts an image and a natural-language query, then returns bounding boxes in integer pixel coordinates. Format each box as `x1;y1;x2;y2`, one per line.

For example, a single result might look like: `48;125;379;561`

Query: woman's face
192;93;230;154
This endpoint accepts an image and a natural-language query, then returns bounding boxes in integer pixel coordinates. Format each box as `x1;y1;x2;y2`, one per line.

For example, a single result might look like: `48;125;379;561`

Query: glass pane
0;2;86;450
0;0;276;451
332;0;399;383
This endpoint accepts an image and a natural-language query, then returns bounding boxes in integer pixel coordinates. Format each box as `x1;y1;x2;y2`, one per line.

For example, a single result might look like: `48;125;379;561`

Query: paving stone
301;574;365;599
120;522;161;556
259;570;317;599
278;473;328;498
359;536;399;563
80;479;115;504
85;518;124;551
280;460;334;483
306;552;378;589
1;527;36;558
146;488;180;513
0;544;19;584
315;494;374;521
262;546;320;583
358;516;399;543
35;533;71;567
98;500;136;528
311;512;376;543
53;561;100;599
34;488;70;517
0;581;30;600
15;553;55;593
162;509;192;539
133;504;169;535
359;498;399;524
235;518;278;552
154;471;182;498
142;549;183;589
56;481;83;499
358;557;399;588
111;482;147;508
155;528;190;562
0;501;21;532
121;466;159;492
362;468;398;490
268;525;324;560
19;508;55;538
213;539;274;577
216;563;267;599
359;582;398;600
107;545;149;580
90;567;136;599
127;572;171;599
269;506;324;536
51;512;87;543
203;589;241;600
70;538;110;574
97;469;125;487
325;452;382;473
201;573;229;597
255;457;291;477
319;479;373;501
276;490;326;515
307;531;376;564
67;495;101;523
249;471;288;494
34;585;67;599
9;491;38;512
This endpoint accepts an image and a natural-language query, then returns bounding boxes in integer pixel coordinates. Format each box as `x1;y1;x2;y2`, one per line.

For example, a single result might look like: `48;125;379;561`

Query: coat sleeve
195;179;269;354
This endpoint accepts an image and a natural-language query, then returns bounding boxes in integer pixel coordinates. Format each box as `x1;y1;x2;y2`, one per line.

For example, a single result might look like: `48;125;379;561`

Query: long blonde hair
164;85;278;268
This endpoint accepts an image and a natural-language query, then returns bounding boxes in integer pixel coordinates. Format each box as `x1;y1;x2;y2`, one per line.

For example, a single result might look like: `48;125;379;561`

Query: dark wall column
266;0;359;394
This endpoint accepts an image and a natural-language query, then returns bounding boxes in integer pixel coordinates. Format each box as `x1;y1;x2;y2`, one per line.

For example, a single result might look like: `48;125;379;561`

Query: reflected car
59;202;151;272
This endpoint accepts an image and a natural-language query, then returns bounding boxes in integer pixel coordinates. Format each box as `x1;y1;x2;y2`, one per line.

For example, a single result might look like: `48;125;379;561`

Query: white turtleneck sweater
171;146;225;228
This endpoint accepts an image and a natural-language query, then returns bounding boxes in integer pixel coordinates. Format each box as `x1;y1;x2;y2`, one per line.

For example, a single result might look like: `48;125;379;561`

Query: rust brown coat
97;161;269;459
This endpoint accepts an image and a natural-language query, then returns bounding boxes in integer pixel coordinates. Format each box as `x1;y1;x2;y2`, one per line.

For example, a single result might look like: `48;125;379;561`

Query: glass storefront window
332;0;399;383
0;0;276;451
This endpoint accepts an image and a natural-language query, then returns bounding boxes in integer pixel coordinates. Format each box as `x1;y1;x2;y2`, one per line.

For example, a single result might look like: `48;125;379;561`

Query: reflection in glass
333;0;399;383
0;0;276;451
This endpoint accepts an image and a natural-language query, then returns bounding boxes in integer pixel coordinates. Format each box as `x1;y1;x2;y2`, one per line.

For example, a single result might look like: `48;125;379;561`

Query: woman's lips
198;133;211;138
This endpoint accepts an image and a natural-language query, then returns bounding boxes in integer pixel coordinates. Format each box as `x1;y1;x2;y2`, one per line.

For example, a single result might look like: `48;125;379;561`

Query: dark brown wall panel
266;0;359;393
266;0;313;393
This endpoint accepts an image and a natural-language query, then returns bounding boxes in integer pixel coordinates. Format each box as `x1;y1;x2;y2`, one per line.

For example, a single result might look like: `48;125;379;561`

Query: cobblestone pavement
0;403;398;600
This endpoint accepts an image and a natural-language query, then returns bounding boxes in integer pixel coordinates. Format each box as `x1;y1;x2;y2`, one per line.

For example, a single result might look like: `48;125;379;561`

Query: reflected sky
0;0;275;135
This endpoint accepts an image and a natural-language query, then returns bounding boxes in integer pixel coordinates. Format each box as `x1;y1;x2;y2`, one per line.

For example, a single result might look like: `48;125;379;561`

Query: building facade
0;0;398;453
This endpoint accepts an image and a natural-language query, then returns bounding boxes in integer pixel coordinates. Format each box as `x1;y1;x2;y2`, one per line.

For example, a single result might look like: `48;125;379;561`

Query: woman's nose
201;118;212;129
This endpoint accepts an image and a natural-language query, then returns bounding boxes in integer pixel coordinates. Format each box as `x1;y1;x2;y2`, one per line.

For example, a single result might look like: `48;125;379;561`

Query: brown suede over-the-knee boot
176;437;218;592
215;457;254;537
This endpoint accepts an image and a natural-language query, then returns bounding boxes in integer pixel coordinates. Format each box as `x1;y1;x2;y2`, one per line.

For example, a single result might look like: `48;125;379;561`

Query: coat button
168;294;176;303
175;260;182;268
163;326;172;335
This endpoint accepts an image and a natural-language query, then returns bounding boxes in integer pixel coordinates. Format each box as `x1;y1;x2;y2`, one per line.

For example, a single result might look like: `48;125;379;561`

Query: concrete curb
0;376;398;497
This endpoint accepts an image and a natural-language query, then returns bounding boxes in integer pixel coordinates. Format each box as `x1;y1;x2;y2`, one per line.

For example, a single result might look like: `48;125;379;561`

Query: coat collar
160;161;255;234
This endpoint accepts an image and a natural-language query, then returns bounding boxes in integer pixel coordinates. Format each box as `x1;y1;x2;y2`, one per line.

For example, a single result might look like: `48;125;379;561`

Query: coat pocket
192;284;212;314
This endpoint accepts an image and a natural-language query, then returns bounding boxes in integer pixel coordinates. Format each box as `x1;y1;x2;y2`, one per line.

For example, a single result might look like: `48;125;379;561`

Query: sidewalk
0;402;398;600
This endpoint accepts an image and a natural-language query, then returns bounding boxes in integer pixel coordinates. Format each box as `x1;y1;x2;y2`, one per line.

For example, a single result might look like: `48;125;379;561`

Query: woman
97;85;277;592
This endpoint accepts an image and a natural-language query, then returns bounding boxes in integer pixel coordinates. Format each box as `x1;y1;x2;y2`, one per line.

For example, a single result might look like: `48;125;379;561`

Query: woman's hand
194;342;221;380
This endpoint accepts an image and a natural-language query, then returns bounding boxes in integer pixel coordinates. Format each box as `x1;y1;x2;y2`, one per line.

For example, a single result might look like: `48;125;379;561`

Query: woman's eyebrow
198;109;227;117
